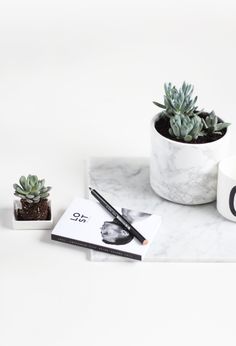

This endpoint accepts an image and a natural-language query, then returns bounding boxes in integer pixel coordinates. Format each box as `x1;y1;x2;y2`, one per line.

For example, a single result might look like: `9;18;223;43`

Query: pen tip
143;239;148;245
89;187;92;191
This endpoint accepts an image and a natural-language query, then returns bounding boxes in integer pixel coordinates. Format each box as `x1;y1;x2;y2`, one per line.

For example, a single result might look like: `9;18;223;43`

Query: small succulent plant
202;111;230;135
169;113;204;142
153;82;199;118
153;82;230;143
14;175;51;204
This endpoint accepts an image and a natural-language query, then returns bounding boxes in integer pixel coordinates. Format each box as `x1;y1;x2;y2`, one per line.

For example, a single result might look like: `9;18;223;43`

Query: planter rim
151;113;229;147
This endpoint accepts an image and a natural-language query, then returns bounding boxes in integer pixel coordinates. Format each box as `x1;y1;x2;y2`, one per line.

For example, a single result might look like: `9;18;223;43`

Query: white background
1;0;236;345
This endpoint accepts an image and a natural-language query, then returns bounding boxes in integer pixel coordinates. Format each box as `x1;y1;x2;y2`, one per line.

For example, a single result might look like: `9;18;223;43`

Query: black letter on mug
229;186;236;216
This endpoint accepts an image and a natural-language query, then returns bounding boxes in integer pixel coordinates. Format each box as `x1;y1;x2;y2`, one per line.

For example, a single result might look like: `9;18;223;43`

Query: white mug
217;156;236;221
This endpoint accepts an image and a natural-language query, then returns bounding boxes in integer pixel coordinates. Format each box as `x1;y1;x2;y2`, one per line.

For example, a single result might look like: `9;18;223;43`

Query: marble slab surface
87;157;236;262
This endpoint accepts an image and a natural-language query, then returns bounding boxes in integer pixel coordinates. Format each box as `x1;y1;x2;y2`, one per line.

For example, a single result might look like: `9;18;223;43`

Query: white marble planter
150;113;230;205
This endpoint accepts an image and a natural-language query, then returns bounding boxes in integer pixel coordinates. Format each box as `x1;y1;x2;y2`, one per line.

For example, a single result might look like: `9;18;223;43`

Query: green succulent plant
153;82;230;143
169;113;204;142
13;175;51;203
202;111;230;135
153;82;199;117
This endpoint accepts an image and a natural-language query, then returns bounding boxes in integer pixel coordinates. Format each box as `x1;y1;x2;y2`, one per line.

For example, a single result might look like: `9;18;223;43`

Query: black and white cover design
51;198;161;260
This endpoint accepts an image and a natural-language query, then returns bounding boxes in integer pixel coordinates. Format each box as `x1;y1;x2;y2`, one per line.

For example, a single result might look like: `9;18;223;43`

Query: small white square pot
12;200;53;230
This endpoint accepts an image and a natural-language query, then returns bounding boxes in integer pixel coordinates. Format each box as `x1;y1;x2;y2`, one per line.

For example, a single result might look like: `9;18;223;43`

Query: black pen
89;187;148;245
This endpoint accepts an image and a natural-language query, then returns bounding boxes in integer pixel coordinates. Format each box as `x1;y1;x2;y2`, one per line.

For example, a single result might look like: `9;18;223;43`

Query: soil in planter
16;199;50;221
155;112;227;144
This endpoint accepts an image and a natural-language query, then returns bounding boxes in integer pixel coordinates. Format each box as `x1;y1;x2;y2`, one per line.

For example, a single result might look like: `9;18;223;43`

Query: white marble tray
87;157;236;262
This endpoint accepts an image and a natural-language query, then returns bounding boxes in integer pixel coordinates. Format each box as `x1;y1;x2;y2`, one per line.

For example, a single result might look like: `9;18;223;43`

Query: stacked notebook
51;197;161;261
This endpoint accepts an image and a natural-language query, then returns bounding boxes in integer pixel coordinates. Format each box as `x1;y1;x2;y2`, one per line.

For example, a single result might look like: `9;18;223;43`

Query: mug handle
229;186;236;216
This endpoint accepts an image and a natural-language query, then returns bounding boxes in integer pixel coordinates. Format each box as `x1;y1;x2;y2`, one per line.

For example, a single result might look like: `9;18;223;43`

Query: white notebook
51;198;161;261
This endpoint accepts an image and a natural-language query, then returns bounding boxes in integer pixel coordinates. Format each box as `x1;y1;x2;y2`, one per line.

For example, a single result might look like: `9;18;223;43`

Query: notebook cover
51;197;161;261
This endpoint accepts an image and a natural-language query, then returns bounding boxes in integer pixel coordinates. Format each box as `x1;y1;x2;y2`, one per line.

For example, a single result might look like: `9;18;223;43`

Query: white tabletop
1;1;236;345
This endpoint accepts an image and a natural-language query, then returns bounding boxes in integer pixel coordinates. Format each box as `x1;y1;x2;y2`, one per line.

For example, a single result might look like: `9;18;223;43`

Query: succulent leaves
153;82;198;117
202;111;230;135
153;82;230;142
169;114;204;142
164;82;198;117
13;175;51;203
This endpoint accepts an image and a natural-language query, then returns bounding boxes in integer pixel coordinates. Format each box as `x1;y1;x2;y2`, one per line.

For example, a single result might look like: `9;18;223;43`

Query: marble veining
150;113;230;205
88;157;236;262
